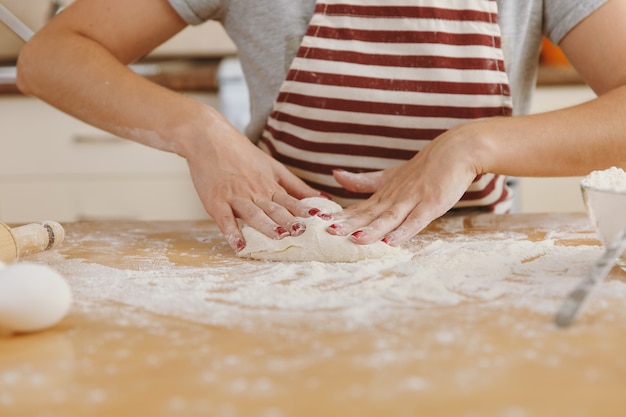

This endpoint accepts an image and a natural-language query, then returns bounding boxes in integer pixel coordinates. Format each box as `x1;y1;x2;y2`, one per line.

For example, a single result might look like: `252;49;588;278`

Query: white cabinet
1;94;213;223
517;84;597;213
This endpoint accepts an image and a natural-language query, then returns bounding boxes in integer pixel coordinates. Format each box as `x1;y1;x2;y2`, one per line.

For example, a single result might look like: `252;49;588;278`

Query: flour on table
29;213;624;332
236;197;403;262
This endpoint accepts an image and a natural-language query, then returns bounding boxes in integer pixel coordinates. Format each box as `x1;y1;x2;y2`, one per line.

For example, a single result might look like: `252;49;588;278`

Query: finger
381;205;444;246
326;200;385;236
232;199;291;240
209;202;246;252
272;192;316;218
347;205;410;245
332;169;386;193
273;165;335;220
256;197;307;237
276;164;324;200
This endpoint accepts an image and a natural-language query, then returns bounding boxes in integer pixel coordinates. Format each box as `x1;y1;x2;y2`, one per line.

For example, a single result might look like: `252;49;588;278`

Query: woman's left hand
327;123;484;246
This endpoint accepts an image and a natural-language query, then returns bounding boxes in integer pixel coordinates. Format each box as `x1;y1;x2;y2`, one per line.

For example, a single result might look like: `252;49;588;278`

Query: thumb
332;169;386;193
276;163;323;199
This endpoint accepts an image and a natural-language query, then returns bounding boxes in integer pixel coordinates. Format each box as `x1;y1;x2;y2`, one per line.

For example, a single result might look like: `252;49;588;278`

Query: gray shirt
168;0;607;141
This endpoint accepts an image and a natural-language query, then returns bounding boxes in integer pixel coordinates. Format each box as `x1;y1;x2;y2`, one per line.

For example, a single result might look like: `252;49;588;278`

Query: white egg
0;262;72;333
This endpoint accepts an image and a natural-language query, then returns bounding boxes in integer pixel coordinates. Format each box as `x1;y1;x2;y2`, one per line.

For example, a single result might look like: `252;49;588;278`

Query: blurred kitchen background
0;0;596;223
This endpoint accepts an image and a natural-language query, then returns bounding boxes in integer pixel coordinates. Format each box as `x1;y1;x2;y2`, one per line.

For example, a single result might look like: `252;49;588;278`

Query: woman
16;0;624;253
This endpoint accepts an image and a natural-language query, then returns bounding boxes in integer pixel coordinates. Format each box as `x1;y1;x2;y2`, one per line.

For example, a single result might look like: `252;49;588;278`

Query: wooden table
2;213;626;417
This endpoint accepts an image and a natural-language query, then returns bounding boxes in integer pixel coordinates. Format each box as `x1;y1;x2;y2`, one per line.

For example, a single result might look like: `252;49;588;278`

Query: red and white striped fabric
260;0;513;212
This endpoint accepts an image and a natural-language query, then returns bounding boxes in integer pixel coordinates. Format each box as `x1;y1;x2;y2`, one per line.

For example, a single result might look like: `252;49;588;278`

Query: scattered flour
31;216;626;331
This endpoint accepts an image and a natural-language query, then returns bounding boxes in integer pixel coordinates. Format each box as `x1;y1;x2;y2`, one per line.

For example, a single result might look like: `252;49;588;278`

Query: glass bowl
581;168;626;272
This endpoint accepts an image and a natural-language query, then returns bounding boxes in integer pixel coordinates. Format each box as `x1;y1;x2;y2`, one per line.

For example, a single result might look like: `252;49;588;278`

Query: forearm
16;31;219;158
466;85;626;178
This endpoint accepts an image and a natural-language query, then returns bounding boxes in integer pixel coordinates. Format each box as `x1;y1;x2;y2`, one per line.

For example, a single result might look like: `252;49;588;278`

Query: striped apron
259;0;513;212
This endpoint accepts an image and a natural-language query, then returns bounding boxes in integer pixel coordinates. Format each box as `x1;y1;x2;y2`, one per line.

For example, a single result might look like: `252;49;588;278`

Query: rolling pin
0;221;65;264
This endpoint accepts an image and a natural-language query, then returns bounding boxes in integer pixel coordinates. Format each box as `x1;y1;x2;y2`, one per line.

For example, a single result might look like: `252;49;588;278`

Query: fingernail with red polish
291;223;305;236
308;208;320;216
382;236;393;245
328;223;341;230
275;226;289;238
235;238;245;252
350;230;365;240
318;213;333;221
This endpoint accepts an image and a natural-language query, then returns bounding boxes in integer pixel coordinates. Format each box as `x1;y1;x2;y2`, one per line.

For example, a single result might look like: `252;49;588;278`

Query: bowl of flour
581;166;626;272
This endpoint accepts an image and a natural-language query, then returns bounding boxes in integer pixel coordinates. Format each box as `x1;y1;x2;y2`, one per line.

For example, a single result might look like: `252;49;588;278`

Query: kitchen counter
2;212;626;417
0;58;222;95
0;60;582;95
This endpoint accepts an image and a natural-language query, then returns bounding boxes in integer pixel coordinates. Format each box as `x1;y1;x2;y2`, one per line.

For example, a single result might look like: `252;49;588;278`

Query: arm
17;0;322;251
477;0;626;178
330;0;626;245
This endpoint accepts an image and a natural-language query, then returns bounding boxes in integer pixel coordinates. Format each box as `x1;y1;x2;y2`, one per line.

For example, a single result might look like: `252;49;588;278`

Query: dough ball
0;263;72;333
237;197;401;262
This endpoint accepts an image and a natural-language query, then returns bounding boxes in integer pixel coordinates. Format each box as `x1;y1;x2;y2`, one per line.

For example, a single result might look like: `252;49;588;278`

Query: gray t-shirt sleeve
168;0;224;25
544;0;607;44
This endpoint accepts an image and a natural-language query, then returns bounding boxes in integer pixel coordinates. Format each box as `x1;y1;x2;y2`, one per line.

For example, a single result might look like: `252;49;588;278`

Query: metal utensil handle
555;228;626;328
0;3;35;42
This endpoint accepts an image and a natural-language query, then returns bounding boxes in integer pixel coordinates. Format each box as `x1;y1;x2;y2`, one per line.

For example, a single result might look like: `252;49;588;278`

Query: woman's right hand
182;108;323;252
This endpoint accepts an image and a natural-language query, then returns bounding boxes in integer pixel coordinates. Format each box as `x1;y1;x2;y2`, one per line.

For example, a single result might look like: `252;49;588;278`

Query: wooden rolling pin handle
0;221;65;263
